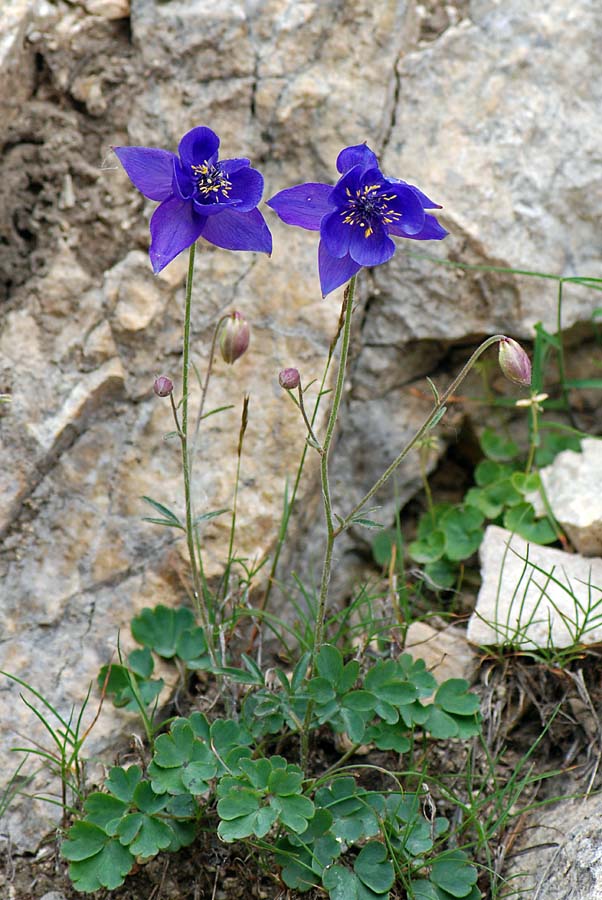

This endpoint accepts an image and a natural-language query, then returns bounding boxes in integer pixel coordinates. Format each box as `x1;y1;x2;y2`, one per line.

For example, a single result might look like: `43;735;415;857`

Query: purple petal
227;165;264;212
200;208;272;254
192;197;242;216
318;242;362;297
330;166;363;207
173;157;195;200
149;196;205;274
220;157;251;175
389;178;442;209
348;220;396;267
113;146;178;201
336;143;380;175
267;183;334;231
389;212;448;241
178;127;220;170
383;182;426;235
320;210;352;259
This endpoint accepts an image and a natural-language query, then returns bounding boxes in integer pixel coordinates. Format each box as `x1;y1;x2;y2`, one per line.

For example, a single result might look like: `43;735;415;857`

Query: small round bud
153;375;173;397
498;337;532;387
219;312;250;365
278;367;301;390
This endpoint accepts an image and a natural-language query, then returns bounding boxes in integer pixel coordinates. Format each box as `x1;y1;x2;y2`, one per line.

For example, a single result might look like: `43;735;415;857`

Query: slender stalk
192;313;230;452
222;396;249;600
301;277;356;767
296;384;323;452
524;394;540;475
313;277;357;655
179;244;215;660
334;333;506;537
251;305;343;634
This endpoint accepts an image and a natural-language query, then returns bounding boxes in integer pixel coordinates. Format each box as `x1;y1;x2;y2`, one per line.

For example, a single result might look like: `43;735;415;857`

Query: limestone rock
467;526;602;649
503;794;602;899
529;439;602;556
404;620;475;684
82;0;130;19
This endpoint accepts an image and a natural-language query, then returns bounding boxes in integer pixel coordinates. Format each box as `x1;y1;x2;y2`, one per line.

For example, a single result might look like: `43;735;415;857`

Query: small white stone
468;526;602;649
404;620;475;684
529;438;602;556
82;0;130;20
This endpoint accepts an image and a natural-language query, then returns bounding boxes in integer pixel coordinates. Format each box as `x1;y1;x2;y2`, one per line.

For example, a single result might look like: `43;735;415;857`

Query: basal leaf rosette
217;756;314;841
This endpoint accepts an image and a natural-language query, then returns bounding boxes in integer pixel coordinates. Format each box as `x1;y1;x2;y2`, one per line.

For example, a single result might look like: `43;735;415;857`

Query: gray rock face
530;439;602;556
468;526;602;649
1;0;602;847
503;795;602;899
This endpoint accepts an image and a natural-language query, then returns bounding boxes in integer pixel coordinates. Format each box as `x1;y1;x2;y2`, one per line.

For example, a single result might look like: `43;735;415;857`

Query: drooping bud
153;374;173;397
498;337;531;387
219;312;250;365
278;367;301;390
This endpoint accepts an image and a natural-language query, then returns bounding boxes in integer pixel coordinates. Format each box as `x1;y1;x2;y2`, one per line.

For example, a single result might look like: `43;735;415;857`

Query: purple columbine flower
113;126;272;273
267;143;447;296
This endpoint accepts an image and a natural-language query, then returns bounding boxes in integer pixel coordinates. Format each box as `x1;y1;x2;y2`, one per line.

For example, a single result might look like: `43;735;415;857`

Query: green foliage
148;713;253;796
131;604;211;668
407;425;559;587
217;756;314;841
61;764;196;892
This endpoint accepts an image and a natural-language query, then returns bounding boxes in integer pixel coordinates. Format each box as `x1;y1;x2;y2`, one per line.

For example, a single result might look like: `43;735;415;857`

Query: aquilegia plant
51;126;535;898
267;142;447;295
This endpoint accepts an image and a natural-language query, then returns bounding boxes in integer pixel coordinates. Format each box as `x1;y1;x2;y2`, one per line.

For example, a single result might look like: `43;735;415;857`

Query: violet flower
267;143;447;296
113;126;272;273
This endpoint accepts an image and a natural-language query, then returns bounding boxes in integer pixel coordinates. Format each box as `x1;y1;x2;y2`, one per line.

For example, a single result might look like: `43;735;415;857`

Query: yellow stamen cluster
341;184;401;238
191;162;232;200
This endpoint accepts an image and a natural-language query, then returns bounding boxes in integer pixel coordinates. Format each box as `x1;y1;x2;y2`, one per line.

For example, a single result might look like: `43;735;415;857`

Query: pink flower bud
498;337;531;387
219;312;250;365
278;367;301;390
153;375;173;397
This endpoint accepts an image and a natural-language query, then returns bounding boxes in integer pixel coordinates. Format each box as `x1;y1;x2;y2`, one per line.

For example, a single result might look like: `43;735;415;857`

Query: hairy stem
334;334;507;537
301;277;356;767
180;244;215;660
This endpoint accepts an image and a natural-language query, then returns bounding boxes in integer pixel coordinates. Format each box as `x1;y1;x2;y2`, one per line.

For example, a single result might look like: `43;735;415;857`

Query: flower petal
227;165;264;212
336;143;380;175
200;208;272;254
383;182;426;235
318;242;361;297
389;212;448;241
267;183;334;231
220;157;251;175
348;220;396;267
173;157;195;200
320;210;352;259
330;166;363;207
149;196;205;273
113;146;178;201
388;178;442;209
178;127;220;170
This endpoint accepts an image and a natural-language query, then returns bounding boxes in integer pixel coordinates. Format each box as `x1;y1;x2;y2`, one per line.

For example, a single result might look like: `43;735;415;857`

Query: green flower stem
313;277;356;653
301;277;356;768
192;313;230;451
296;384;323;452
333;333;507;538
180;243;215;660
249;312;342;646
222;396;249;601
524;393;540;475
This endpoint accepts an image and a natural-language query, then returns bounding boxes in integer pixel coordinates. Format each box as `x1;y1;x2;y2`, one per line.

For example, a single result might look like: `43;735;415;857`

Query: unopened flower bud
279;367;301;390
219;312;250;365
153;374;173;397
498;337;531;387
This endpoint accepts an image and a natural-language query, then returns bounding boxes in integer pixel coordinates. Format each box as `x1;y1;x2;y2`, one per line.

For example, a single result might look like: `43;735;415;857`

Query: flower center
342;183;401;237
191;162;232;203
